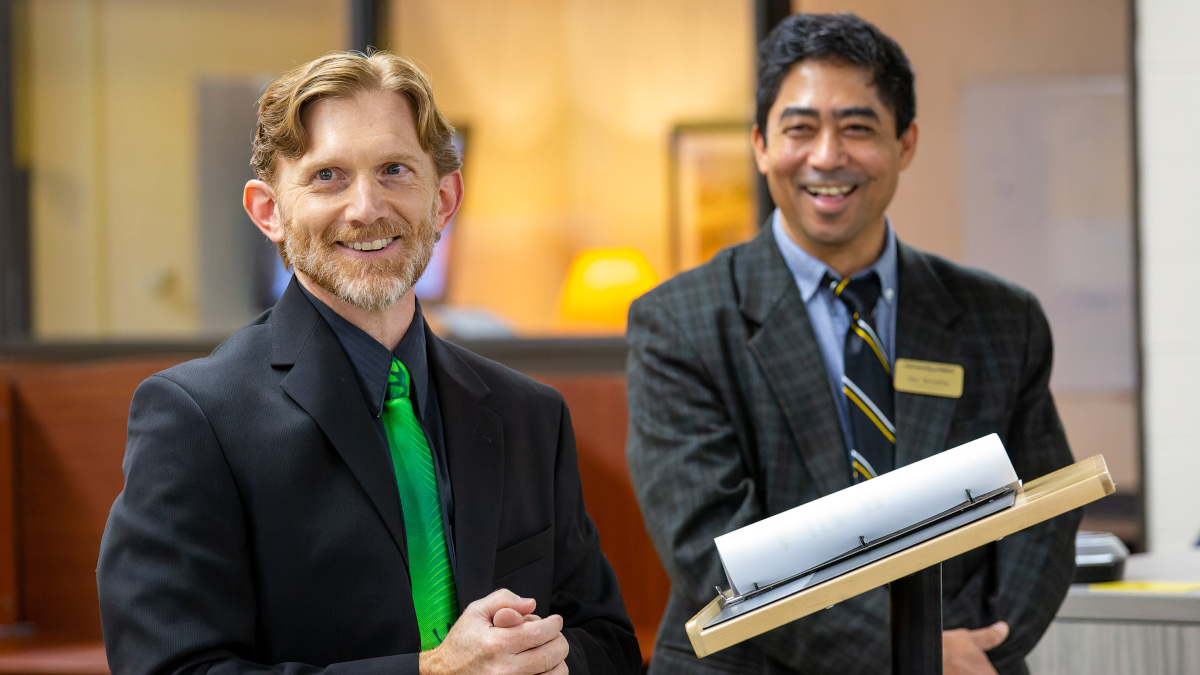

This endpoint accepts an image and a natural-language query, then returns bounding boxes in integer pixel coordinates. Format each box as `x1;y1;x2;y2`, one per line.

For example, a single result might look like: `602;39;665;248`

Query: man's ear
751;124;770;175
244;179;285;243
435;170;465;233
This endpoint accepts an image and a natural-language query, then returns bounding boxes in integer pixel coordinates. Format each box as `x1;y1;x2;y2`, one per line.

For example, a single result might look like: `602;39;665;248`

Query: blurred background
2;0;1150;545
4;0;1200;667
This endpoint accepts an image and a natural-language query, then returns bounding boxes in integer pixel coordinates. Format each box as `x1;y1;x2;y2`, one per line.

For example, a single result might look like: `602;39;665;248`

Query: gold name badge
894;359;964;399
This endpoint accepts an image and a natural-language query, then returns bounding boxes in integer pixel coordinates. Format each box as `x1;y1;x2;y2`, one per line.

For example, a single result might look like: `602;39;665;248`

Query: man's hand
419;588;569;675
942;621;1008;675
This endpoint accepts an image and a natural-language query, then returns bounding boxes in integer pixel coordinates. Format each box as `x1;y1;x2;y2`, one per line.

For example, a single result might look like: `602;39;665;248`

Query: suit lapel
270;280;410;569
426;331;505;608
740;227;851;497
894;243;964;468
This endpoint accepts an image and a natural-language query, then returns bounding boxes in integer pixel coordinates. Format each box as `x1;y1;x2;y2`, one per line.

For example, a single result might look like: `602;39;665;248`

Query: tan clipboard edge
686;455;1115;658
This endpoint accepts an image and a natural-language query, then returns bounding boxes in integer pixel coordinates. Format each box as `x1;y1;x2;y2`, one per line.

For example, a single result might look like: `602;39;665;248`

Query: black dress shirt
298;283;457;574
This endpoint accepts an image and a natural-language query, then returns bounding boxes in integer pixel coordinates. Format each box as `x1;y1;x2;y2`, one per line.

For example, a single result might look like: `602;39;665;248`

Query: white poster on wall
961;77;1136;391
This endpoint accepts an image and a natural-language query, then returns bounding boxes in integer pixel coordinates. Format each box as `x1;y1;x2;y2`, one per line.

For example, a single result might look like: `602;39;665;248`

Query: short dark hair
756;13;915;139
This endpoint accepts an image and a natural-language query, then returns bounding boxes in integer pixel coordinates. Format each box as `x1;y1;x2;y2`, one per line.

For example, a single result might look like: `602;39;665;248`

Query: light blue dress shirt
771;209;899;455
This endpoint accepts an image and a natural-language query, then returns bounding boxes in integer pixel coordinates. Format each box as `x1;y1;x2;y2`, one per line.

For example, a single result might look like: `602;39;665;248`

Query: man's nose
344;176;389;225
808;128;844;170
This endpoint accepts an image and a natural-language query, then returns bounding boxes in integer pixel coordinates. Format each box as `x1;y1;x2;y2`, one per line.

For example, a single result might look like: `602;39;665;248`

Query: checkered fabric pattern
626;225;1081;675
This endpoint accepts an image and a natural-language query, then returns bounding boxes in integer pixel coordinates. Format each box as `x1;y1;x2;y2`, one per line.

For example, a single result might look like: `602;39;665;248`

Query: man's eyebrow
294;151;424;174
833;106;880;121
776;106;881;122
292;155;338;175
778;106;818;121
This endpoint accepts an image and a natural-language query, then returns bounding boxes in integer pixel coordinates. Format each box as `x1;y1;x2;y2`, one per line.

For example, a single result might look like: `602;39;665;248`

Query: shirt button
883;288;895;301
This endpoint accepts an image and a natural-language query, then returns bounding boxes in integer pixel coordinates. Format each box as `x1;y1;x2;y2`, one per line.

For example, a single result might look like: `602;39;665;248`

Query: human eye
843;121;876;137
316;168;335;181
783;122;815;137
384;163;410;176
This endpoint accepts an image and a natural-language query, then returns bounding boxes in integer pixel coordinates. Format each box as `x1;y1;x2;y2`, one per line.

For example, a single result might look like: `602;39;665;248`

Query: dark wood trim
0;377;19;625
0;0;31;341
0;336;629;374
455;336;628;374
0;341;218;363
350;0;390;53
752;0;791;224
1127;0;1146;553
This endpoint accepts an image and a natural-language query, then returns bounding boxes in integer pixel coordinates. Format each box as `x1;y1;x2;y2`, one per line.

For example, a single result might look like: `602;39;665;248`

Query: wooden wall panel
11;358;185;642
0;362;46;632
533;373;670;662
0;375;18;626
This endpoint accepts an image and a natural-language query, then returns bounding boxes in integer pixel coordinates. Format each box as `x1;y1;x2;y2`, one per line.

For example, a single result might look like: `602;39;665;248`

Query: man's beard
281;202;440;312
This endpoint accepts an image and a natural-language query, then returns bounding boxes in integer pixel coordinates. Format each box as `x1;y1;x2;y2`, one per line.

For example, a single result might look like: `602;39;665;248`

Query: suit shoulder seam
145;372;243;497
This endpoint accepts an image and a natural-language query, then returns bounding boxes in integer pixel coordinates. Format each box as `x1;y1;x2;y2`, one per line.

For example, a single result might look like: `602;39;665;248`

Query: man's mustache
795;169;865;185
321;219;414;245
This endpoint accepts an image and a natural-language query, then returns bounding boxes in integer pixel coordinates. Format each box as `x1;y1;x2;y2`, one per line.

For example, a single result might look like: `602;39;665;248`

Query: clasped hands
418;588;1007;674
419;588;569;675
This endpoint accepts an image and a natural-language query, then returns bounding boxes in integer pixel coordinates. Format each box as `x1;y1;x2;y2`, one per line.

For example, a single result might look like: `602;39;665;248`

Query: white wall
1138;0;1200;551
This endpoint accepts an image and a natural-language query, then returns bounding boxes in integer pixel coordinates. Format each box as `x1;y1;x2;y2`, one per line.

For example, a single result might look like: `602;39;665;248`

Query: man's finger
942;629;999;675
492;607;524;628
503;614;565;654
968;621;1009;651
471;588;536;621
512;632;569;674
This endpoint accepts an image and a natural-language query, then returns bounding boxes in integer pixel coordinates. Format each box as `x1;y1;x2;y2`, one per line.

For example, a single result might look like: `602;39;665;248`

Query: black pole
889;564;943;674
753;0;791;226
0;0;31;342
350;0;390;53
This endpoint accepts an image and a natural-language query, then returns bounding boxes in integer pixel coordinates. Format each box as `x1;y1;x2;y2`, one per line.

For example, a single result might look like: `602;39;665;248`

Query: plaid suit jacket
626;225;1080;674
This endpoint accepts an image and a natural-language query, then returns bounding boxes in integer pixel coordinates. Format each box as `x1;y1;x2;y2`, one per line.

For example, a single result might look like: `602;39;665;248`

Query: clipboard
686;454;1115;659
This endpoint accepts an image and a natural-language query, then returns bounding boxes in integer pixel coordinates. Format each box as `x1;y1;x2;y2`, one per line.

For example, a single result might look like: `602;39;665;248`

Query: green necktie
383;358;458;650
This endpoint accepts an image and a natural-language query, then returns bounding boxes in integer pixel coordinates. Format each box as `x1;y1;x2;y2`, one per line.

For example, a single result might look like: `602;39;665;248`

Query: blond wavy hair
251;50;461;186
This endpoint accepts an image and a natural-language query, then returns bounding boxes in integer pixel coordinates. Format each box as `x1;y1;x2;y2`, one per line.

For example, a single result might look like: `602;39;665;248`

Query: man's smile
803;184;856;197
802;183;860;212
339;236;397;252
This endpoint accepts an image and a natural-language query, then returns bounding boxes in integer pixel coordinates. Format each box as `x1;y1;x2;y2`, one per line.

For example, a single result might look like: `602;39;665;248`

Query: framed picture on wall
669;122;758;273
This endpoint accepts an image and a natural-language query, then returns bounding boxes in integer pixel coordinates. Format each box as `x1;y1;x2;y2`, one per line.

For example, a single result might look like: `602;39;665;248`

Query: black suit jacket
98;280;640;674
626;226;1080;674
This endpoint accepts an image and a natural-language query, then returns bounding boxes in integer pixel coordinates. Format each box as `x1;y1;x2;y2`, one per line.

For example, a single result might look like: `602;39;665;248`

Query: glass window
16;0;348;339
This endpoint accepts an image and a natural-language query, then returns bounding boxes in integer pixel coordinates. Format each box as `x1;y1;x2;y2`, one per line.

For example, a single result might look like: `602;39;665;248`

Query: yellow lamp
559;248;659;331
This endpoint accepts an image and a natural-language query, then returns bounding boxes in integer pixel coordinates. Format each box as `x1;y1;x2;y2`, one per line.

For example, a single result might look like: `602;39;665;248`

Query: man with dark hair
97;51;640;675
626;13;1078;675
754;13;916;142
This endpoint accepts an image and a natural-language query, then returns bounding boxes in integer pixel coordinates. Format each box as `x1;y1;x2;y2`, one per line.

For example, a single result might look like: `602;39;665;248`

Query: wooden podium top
686;454;1115;658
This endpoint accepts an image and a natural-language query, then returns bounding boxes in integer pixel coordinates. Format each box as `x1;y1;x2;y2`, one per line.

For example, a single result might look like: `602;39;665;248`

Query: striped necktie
382;358;458;650
827;272;895;483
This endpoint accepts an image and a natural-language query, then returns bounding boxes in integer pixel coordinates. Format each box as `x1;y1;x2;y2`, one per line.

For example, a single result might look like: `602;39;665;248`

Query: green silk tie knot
383;357;458;650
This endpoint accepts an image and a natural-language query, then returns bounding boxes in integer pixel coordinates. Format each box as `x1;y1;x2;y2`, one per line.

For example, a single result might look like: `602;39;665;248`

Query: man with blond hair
97;51;640;675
